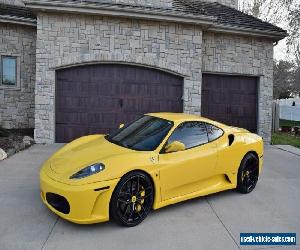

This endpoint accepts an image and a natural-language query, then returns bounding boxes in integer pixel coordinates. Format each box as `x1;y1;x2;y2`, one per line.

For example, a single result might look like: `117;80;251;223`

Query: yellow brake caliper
242;171;250;182
136;187;145;212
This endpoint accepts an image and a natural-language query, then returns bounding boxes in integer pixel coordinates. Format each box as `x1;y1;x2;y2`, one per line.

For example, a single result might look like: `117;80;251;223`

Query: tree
239;0;300;98
294;66;300;97
239;0;300;65
0;0;24;6
273;60;300;98
273;60;296;99
287;8;300;67
239;0;293;24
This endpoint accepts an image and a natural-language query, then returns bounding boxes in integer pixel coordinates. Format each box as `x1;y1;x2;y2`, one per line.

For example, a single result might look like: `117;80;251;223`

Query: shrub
0;126;9;137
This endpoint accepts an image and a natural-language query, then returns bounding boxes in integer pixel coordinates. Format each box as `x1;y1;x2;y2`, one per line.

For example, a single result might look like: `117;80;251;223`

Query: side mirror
164;141;185;153
119;123;125;129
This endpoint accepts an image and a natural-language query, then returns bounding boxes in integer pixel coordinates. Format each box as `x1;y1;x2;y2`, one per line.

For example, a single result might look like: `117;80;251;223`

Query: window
206;124;224;142
1;56;17;86
106;115;173;151
167;121;208;150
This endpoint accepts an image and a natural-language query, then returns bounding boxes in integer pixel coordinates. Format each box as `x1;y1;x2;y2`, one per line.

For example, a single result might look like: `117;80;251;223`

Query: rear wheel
237;153;259;194
110;171;154;227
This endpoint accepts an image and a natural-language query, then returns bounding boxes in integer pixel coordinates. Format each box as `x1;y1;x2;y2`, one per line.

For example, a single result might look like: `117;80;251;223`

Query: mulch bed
0;134;25;151
0;128;34;155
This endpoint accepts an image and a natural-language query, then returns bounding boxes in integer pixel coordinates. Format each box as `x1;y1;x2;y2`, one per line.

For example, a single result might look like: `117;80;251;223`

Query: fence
274;98;300;106
272;102;280;132
279;105;300;121
272;98;300;132
274;98;300;122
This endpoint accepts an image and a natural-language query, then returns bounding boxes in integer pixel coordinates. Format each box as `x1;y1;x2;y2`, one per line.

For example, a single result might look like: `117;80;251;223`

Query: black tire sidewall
110;171;154;227
237;153;259;194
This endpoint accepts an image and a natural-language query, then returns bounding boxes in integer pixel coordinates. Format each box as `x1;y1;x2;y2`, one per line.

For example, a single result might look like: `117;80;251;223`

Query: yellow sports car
40;113;263;226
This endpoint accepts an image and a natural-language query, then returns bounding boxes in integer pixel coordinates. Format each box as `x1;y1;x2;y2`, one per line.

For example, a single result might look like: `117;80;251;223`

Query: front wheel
236;153;259;194
110;171;154;227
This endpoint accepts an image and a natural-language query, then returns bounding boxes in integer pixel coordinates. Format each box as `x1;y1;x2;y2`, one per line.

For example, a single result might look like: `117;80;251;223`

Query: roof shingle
1;0;287;37
0;3;36;21
174;0;286;34
45;0;286;35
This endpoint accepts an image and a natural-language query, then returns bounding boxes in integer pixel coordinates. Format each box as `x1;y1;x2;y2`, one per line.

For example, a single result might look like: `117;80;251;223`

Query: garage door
201;74;258;132
55;64;183;142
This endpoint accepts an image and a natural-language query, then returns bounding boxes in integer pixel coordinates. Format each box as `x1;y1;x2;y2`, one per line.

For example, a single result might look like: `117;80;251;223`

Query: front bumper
40;170;119;224
259;154;264;174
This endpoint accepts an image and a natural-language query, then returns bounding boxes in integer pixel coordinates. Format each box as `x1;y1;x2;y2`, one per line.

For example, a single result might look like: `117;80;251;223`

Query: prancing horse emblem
150;156;157;163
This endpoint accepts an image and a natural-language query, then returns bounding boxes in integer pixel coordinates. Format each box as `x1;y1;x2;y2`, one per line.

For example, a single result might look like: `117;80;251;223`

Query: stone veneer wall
35;13;203;143
202;32;274;142
0;22;36;129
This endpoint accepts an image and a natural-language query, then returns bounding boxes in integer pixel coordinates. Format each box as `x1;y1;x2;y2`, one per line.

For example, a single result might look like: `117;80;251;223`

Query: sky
274;37;288;61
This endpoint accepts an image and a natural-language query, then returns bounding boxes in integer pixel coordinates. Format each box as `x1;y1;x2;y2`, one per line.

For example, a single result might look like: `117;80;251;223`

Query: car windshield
106;115;173;151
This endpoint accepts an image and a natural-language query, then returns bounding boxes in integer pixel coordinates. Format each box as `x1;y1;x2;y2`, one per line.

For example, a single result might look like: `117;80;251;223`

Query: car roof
147;112;228;128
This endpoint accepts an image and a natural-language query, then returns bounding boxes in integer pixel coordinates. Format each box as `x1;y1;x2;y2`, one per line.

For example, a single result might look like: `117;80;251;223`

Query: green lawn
271;132;300;149
279;119;300;127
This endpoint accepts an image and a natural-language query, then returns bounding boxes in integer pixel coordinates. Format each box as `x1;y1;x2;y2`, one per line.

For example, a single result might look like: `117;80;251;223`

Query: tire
236;153;259;194
110;171;154;227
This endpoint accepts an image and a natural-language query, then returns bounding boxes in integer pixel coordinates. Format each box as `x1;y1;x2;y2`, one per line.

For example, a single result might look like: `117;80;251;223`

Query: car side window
167;121;208;150
206;123;224;142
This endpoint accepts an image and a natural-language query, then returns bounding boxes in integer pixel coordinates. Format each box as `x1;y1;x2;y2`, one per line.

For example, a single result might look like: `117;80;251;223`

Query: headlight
70;163;105;179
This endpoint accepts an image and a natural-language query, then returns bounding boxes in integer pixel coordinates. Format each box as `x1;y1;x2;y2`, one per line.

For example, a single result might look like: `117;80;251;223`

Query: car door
158;121;219;201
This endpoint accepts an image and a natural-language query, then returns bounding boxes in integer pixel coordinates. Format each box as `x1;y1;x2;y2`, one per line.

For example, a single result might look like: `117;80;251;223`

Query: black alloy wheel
110;171;154;227
237;153;259;194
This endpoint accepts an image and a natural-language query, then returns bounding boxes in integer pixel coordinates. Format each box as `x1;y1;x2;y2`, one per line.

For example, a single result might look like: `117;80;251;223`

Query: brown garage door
201;74;258;132
55;64;183;142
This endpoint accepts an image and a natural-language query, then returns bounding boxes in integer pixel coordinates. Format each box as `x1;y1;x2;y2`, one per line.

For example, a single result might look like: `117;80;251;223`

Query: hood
42;135;145;185
49;135;129;174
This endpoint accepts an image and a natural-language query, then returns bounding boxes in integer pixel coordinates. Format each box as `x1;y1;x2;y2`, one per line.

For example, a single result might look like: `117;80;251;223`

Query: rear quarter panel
216;131;263;186
243;133;264;174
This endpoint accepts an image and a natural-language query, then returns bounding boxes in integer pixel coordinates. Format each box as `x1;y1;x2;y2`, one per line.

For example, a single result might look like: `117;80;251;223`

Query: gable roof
0;3;36;26
12;0;288;40
174;0;286;34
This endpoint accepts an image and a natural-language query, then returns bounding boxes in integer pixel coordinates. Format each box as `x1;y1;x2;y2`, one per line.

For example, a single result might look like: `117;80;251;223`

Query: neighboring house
0;0;287;143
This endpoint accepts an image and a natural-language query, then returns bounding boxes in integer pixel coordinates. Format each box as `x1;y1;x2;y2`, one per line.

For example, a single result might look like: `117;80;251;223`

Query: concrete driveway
0;144;299;250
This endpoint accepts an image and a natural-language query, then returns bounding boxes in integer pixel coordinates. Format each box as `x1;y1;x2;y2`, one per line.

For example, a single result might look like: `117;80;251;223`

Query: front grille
46;193;70;214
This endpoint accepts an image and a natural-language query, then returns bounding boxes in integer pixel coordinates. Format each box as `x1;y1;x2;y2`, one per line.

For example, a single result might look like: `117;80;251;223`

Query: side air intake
228;134;235;146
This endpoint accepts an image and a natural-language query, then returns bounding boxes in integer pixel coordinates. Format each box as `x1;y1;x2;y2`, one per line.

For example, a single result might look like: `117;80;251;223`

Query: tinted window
2;56;17;86
167;121;208;149
106;115;173;151
206;124;224;141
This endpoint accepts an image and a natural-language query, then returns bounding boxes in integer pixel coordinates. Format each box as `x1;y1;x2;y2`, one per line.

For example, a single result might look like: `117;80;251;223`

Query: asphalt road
0;144;299;250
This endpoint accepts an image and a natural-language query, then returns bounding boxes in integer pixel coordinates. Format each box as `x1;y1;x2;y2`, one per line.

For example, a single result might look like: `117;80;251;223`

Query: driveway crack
41;216;59;250
273;146;300;157
206;197;241;250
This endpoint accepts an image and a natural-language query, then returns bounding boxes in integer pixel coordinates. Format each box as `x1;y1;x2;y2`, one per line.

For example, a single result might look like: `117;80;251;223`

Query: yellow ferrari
40;113;263;226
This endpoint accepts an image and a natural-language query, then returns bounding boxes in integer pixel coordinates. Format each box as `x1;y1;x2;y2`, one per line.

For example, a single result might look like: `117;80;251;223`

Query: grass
279;119;300;127
271;132;300;149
